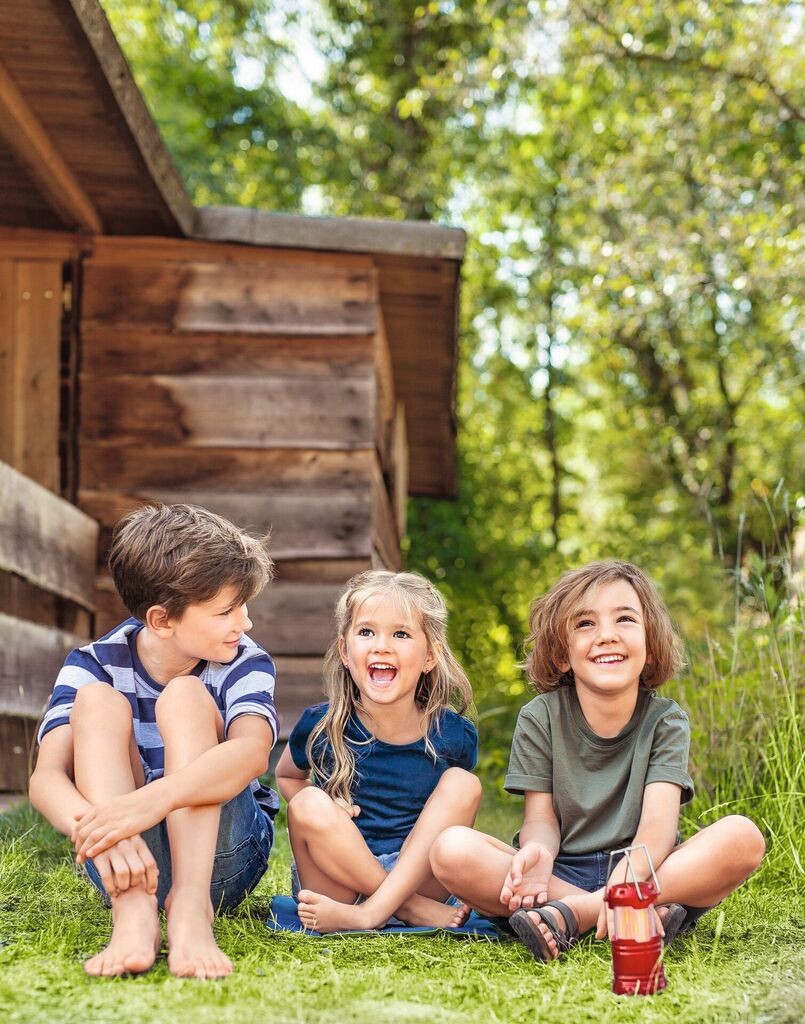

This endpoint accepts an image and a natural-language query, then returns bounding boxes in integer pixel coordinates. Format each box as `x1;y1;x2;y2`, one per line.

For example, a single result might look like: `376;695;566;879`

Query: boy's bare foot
165;887;233;979
84;889;161;977
297;888;469;932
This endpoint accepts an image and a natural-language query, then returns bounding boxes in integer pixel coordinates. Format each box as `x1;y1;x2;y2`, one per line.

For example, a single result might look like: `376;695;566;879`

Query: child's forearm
276;774;311;802
519;817;561;859
608;822;678;886
28;767;92;836
154;733;270;816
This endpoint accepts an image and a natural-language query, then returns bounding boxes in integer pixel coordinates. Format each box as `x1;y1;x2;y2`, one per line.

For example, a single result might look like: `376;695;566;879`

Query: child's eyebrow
572;605;641;617
353;619;415;630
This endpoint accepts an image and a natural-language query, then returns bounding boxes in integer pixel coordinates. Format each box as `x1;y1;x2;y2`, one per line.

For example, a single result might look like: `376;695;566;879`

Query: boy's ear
145;604;173;635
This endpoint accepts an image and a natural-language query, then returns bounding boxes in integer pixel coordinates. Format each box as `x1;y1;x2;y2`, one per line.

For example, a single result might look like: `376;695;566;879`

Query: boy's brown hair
109;504;274;621
523;560;684;693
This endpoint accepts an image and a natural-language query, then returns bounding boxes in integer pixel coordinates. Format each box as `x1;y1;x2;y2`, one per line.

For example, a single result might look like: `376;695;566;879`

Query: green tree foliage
100;0;803;720
102;0;327;207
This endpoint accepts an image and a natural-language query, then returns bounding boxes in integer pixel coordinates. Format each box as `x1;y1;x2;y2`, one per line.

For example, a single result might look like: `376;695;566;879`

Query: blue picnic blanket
266;896;505;939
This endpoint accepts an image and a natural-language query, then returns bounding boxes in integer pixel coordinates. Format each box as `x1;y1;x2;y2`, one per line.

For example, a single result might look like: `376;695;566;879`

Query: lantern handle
606;843;661;901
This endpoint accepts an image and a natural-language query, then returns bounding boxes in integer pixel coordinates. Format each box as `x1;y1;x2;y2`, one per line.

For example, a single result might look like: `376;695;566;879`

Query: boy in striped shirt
30;504;278;979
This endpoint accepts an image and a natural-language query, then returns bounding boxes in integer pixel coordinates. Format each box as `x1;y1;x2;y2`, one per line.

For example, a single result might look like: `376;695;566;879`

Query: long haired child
275;570;481;932
430;560;765;960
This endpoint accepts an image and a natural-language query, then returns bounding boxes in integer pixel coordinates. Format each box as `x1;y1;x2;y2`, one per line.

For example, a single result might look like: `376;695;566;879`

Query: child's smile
562;579;648;696
340;595;436;710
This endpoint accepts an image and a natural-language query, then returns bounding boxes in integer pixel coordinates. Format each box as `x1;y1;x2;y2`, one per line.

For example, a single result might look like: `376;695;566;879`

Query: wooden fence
0;460;98;789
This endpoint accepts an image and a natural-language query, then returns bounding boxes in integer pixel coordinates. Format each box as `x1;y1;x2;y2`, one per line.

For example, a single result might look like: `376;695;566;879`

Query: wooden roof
0;0;463;497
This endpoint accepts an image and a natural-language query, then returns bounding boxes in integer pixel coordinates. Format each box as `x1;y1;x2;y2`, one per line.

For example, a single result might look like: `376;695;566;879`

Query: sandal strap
547;901;578;945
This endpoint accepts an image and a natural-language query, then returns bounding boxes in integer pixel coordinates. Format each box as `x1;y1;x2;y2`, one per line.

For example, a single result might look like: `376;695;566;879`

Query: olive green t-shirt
504;687;694;856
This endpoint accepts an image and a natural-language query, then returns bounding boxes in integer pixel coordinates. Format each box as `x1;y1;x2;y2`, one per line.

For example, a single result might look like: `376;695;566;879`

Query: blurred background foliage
101;0;803;764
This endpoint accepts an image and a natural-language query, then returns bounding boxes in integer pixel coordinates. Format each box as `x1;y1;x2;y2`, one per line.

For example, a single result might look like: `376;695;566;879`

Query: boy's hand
72;784;171;861
87;835;159;898
499;842;554;912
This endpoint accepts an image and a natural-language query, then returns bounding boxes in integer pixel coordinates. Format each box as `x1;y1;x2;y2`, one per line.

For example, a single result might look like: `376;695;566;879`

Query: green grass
1;786;803;1024
1;562;802;1023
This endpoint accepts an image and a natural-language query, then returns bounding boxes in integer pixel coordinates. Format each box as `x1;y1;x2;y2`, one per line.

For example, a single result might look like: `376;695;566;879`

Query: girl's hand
88;836;159;898
333;797;361;818
72;785;171;861
499;842;554;912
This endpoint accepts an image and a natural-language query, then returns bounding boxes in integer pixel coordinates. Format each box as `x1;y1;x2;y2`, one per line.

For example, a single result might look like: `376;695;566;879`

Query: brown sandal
509;900;579;962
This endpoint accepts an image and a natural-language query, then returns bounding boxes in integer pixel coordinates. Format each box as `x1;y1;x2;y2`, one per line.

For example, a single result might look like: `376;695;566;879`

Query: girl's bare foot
165;887;233;979
297;888;469;932
297;889;376;932
395;895;470;929
84;889;161;977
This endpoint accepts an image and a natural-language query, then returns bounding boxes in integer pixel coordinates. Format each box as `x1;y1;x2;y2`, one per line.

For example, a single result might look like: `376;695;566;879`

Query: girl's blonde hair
524;560;684;693
307;570;473;805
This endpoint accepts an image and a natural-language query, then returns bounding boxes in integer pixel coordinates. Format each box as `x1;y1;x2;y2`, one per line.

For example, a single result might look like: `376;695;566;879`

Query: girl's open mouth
368;663;398;684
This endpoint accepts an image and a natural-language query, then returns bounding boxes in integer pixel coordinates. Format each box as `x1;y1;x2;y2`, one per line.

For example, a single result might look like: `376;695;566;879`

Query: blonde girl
275;570;481;932
430;560;765;961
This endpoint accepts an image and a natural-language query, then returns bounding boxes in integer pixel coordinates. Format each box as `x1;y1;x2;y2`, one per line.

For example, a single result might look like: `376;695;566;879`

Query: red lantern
605;845;667;996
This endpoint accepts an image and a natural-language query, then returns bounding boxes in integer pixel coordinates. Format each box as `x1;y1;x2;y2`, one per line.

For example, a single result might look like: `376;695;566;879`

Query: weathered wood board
80;373;375;449
0;259;62;492
82;253;377;336
0;460;98;608
0;612;84;717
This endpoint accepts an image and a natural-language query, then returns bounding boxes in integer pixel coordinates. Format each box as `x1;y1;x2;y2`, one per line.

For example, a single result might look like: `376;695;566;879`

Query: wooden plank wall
79;237;407;734
0;461;98;789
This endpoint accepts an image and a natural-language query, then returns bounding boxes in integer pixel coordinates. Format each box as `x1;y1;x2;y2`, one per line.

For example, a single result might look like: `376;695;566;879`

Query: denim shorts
85;778;273;912
552;849;711;932
552;850;620;892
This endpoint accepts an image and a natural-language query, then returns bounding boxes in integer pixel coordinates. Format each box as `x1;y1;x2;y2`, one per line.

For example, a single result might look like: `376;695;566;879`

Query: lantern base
611;937;667;996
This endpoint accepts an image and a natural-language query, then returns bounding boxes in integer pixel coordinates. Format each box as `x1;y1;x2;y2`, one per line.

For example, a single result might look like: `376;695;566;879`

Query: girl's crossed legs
290;767;482;933
430;817;765;959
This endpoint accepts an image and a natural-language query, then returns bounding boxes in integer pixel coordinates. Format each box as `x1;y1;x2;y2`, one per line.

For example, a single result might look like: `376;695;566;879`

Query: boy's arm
30;727;158;895
595;781;682;938
72;714;273;859
500;791;560;911
275;742;311;802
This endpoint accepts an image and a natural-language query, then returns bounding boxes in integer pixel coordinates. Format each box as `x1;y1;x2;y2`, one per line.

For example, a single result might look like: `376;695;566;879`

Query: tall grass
672;552;804;891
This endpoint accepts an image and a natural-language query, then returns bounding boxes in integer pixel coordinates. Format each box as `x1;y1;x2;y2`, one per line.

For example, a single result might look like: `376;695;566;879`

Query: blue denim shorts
552;850;620;892
552;849;711;932
85;779;273;912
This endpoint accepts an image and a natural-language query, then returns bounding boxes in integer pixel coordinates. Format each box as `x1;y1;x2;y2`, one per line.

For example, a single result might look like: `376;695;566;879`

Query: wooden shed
0;0;464;787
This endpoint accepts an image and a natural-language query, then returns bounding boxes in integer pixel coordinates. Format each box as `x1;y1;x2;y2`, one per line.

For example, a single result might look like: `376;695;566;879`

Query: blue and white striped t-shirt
39;617;280;818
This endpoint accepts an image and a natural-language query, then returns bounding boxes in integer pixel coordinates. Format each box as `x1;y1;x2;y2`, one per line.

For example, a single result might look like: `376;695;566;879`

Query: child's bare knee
155;674;211;719
438;767;482;806
430;825;476;876
287;786;335;829
728;815;766;870
72;683;131;727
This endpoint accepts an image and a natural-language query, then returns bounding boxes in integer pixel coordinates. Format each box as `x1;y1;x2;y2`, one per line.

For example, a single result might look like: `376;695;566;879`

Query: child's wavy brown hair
523;560;684;693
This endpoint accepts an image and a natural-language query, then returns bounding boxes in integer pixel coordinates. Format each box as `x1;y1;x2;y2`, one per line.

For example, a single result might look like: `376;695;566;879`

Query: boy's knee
72;683;131;727
155;674;212;718
438;767;482;806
